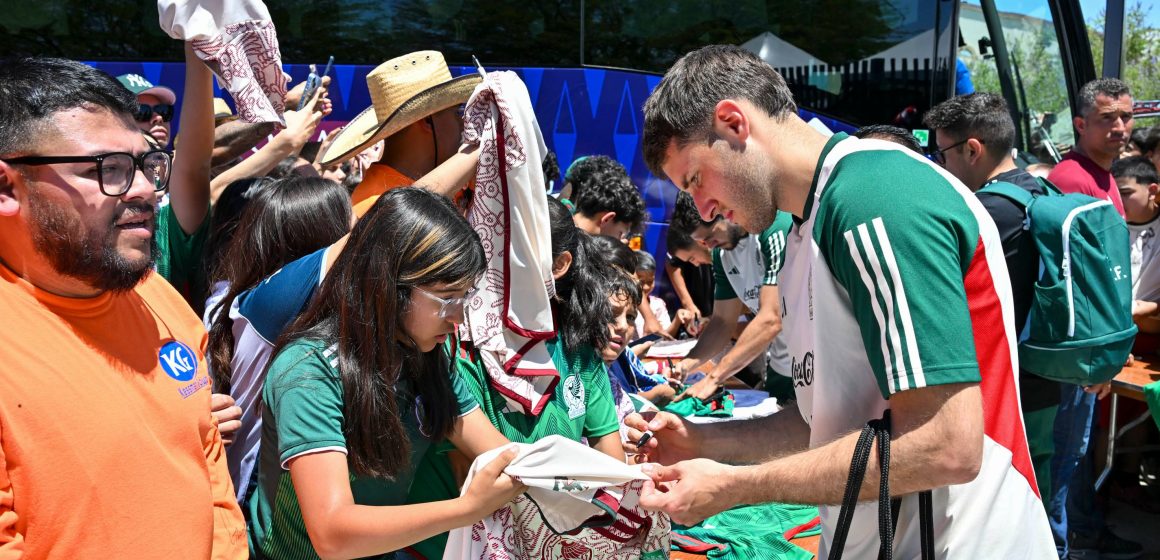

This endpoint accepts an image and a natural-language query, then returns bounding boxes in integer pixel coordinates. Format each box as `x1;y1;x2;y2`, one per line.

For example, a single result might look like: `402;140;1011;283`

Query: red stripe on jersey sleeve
963;236;1041;499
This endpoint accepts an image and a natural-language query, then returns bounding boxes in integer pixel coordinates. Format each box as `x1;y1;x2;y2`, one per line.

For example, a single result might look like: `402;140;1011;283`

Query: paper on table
645;338;698;358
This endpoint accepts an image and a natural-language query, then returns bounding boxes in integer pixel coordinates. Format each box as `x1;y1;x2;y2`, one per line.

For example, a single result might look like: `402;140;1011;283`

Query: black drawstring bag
828;410;935;560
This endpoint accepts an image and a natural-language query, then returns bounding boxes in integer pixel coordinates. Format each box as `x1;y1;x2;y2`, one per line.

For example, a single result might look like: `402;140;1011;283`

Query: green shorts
764;367;796;405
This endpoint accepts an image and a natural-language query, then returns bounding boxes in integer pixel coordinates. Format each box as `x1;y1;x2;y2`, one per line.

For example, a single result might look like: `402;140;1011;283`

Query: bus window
0;1;583;67
960;0;1075;161
586;0;956;131
1;0;957;133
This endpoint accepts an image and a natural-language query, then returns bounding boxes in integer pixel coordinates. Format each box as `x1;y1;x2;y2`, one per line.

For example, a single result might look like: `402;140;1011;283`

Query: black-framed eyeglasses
929;138;976;165
2;150;173;197
135;103;174;123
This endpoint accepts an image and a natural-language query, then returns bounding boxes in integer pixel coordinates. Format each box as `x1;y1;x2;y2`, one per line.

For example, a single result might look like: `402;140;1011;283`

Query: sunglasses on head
135;103;174;123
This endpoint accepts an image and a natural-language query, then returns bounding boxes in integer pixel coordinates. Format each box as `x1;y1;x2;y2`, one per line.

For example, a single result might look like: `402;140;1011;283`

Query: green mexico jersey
779;133;1053;558
674;502;821;560
248;338;478;560
154;201;209;310
447;337;620;442
406;336;620;558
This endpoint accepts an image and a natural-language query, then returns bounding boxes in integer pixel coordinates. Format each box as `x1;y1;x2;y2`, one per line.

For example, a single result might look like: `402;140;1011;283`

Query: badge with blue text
159;340;198;382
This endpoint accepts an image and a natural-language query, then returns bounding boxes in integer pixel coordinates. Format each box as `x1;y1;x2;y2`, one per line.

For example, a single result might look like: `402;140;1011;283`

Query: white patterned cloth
445;436;670;559
158;0;288;125
460;71;559;416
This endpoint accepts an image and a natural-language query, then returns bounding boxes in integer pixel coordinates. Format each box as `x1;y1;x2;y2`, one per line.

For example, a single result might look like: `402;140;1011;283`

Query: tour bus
0;0;1122;293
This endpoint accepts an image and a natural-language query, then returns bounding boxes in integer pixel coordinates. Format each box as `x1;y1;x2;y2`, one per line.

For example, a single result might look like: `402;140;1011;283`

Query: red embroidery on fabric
463;482;670;559
460;75;559;416
190;20;287;125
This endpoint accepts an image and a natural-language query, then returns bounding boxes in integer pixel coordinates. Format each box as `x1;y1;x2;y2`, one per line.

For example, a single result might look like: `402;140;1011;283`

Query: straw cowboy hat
320;51;481;166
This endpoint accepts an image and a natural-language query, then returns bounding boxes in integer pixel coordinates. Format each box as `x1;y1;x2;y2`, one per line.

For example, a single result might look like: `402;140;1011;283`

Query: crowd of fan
1;38;1157;560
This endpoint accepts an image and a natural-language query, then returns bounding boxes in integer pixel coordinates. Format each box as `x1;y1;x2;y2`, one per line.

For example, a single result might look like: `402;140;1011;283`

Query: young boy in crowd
571;168;647;241
633;250;695;340
1115;155;1160;333
603;271;679;410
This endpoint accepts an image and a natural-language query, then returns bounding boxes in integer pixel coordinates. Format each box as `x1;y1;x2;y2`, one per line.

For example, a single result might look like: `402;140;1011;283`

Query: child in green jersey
402;195;627;559
248;188;525;560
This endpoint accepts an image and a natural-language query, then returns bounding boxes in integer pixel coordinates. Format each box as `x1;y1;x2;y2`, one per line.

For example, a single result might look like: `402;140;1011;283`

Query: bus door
957;0;1096;161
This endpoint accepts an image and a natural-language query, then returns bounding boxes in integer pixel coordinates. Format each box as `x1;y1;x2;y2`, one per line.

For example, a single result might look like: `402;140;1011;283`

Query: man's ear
1073;115;1086;136
1149;182;1159;200
713;99;750;147
0;162;23;217
598;211;618;226
552;250;574;280
966;138;987;165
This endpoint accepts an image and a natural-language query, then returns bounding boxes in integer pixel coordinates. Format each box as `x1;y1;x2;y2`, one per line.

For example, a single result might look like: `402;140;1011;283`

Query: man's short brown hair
0;57;137;157
922;92;1015;161
1077;78;1131;117
642;45;797;180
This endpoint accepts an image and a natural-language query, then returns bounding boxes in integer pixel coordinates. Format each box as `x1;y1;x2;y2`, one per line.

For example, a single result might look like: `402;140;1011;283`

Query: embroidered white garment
461;71;559;416
158;0;288;125
446;436;671;559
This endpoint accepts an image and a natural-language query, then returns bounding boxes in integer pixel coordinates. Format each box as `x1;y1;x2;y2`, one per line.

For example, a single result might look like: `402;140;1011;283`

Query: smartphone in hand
298;56;335;110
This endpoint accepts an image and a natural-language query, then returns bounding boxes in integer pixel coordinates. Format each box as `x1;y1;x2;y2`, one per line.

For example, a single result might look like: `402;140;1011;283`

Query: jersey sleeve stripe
765;231;784;285
854;222;912;392
280;445;348;470
871;217;926;389
844;226;903;394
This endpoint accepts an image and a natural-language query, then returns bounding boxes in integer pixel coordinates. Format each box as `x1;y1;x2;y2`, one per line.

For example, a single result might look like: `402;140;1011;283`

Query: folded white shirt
446;436;670;559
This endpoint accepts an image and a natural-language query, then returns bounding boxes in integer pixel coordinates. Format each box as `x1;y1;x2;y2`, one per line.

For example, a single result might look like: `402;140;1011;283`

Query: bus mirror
978;37;993;59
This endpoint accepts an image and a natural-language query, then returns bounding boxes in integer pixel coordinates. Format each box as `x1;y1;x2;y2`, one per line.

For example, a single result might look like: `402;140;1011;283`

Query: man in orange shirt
320;50;481;217
0;58;246;558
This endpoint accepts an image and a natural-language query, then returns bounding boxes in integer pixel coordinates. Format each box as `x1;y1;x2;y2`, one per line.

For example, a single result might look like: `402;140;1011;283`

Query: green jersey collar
799;132;849;224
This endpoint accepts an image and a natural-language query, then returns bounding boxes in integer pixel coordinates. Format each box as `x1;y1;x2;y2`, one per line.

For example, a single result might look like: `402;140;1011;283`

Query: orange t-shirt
0;264;246;559
351;163;414;218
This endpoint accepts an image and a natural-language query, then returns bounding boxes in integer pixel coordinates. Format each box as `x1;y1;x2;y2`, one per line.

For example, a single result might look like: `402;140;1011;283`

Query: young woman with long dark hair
247;188;523;560
202;176;275;324
404;195;626;558
201;176;352;501
206;176;352;392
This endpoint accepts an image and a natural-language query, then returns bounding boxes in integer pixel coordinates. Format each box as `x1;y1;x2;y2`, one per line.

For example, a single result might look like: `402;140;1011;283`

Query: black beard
726;225;747;249
28;192;156;292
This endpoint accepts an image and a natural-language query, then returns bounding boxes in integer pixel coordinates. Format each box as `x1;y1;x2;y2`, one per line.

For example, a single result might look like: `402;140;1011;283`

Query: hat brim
139;86;177;105
321;74;482;166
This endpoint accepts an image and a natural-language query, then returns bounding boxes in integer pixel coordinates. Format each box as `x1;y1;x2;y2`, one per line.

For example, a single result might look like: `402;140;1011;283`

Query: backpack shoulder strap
977;180;1035;208
1035;176;1064;195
